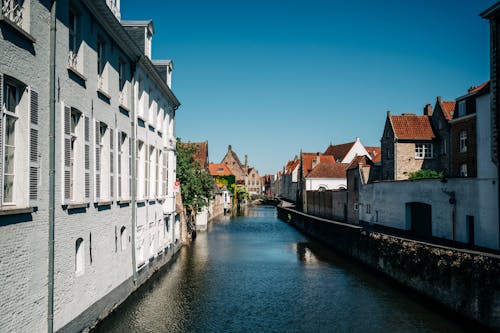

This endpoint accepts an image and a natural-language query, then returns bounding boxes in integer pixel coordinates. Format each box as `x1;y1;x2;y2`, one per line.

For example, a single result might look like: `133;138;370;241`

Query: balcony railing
68;51;78;70
2;0;23;27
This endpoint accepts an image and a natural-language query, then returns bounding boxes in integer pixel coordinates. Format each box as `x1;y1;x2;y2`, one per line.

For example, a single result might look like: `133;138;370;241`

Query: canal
93;206;468;333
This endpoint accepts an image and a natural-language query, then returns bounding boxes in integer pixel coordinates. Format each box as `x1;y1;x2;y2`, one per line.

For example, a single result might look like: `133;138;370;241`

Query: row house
247;167;261;195
0;1;180;332
220;144;262;195
279;157;299;202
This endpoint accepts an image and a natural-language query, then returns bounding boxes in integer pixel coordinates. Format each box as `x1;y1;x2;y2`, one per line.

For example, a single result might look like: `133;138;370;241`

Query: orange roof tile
324;142;356;161
440;101;456;121
307;162;349;178
346;155;374;170
209;163;233;176
467;80;490;95
364;146;381;163
389;114;436;140
301;153;335;176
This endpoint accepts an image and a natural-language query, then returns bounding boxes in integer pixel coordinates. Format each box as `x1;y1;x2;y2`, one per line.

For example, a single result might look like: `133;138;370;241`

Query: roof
440;101;456;121
221;145;243;169
306;162;348;179
481;2;500;18
301;153;335;176
181;141;208;169
209;163;233;176
324;142;356;161
285;159;300;174
346;155;374;170
364;146;381;164
389;114;436;140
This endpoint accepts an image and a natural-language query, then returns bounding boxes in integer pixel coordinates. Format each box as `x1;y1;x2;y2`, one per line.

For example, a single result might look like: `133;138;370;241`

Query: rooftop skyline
121;0;495;175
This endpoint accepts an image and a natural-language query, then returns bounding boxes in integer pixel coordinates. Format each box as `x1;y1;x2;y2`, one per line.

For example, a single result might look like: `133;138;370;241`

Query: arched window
75;238;84;276
120;226;127;251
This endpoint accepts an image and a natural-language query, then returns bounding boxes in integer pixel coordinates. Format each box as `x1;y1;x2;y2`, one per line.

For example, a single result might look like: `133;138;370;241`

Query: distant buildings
220;144;262;196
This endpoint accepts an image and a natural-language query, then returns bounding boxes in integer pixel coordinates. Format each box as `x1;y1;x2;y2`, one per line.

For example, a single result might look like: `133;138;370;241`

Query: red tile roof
181;141;209;169
285;159;300;174
324;142;356;161
209;163;233;176
364;146;381;163
389;114;436;140
467;80;490;95
440;101;456;121
307;162;348;178
301;153;335;176
346;155;374;170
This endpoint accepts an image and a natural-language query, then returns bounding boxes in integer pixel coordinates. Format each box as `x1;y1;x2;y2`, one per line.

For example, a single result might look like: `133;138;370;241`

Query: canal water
93;206;468;333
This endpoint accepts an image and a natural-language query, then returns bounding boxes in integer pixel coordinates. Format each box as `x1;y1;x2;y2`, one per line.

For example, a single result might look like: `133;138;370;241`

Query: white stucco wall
359;178;499;250
341;139;370;163
306;178;347;191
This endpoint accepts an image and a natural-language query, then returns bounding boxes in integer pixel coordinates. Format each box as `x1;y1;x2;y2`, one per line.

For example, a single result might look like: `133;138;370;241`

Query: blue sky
121;0;496;175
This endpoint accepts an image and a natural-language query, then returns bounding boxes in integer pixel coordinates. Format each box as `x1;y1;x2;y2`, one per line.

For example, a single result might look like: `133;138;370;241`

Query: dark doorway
406;202;432;238
467;215;475;246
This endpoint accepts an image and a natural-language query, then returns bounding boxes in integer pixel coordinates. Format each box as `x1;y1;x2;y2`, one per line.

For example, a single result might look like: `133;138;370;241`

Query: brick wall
451;117;477;177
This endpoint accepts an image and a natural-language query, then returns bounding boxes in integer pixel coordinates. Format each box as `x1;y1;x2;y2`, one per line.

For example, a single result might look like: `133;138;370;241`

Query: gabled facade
324;138;371;164
209;163;235;190
381;112;438;180
221;144;247;184
247;167;262;195
429;97;455;175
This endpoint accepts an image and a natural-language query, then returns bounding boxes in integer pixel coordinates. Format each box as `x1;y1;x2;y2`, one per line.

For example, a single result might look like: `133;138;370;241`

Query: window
136;141;145;199
2;0;27;31
460;163;468;177
353;202;358;211
440;138;447;155
120;226;127;251
75;238;84;276
415;144;433;159
97;39;108;93
366;204;371;214
459;131;467;152
118;61;125;91
69;110;80;201
97;40;104;75
1;76;38;208
94;121;111;201
458;101;466;117
117;131;130;200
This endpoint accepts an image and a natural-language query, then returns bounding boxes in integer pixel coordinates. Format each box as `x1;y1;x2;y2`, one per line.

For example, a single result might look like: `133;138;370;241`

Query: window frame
459;131;467;153
415;143;433;159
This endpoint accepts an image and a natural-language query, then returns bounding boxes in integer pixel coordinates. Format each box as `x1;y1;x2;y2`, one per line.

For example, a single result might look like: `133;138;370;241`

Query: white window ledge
95;200;113;206
97;87;112;100
0;206;34;216
65;202;88;209
0;16;36;43
67;66;87;82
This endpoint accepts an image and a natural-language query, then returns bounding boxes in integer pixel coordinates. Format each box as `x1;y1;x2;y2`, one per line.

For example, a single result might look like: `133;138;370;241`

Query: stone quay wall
277;206;500;331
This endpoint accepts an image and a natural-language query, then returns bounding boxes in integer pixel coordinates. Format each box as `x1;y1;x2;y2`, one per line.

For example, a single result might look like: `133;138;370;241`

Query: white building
0;1;181;332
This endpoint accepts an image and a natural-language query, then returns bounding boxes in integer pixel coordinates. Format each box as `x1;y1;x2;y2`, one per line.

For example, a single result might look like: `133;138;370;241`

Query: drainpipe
394;138;398;180
130;63;137;283
48;1;57;332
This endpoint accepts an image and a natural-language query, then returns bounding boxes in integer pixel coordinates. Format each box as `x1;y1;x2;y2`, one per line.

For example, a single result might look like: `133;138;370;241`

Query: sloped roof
389;114;436;140
324;142;356;161
440;101;456;121
346;155;374;170
301;153;335;176
364;146;381;163
209;163;233;176
285;159;300;174
467;80;490;95
221;145;243;169
307;162;348;178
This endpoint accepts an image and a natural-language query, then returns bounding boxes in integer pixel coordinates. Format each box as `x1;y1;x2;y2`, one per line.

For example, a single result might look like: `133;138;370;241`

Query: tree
176;140;215;213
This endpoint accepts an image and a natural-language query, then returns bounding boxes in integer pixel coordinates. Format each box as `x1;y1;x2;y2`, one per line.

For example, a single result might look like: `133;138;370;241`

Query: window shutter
145;145;149;199
0;74;3;204
29;88;39;206
110;127;114;200
128;137;132;199
95;120;100;201
163;149;168;197
63;105;72;203
84;115;90;201
117;131;122;200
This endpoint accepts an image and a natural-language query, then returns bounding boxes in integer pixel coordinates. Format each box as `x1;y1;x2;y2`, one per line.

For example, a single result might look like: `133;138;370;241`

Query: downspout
130;63;137;283
394;138;398;180
48;1;57;332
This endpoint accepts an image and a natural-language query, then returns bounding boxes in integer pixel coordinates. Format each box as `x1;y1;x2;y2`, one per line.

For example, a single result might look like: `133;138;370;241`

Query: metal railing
68;51;78;70
2;0;23;27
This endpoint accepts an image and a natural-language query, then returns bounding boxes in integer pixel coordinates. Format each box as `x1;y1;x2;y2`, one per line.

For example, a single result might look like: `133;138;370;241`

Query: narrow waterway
93;206;468;333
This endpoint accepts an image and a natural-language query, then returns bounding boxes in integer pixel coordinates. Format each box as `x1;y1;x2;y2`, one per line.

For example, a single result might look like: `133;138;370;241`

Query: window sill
119;103;131;113
65;202;88;209
67;66;87;81
97;87;112;100
95;200;113;206
118;199;131;204
0;206;34;216
0;16;36;43
136;199;146;204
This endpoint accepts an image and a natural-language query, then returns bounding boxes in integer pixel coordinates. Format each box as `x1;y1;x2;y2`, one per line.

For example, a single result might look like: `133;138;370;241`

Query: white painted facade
339;138;370;163
305;178;347;191
0;1;181;332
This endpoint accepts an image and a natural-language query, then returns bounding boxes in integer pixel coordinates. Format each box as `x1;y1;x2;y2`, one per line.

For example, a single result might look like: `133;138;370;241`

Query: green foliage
408;169;444;180
214;175;236;191
230;184;249;203
176;140;215;212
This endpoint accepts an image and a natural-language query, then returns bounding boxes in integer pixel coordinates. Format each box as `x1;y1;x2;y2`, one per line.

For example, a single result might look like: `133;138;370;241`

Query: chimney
436;96;442;103
312;153;320;169
244;155;248;168
228;145;232;151
423;103;433;116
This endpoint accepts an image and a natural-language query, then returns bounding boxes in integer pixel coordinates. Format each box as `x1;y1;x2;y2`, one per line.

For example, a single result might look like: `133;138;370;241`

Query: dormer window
458;101;466;117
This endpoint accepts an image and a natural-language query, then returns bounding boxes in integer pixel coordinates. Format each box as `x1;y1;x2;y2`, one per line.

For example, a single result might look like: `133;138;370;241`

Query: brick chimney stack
424;103;433;116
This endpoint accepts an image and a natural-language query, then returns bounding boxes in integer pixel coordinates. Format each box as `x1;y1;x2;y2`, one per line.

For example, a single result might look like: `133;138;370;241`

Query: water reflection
93;206;468;333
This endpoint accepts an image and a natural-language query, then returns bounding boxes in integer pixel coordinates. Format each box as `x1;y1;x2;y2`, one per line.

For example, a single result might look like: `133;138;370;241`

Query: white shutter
84;115;90;202
95;120;100;201
0;74;4;204
110;127;114;201
29;88;39;206
117;131;122;200
63;105;72;203
128;137;132;199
